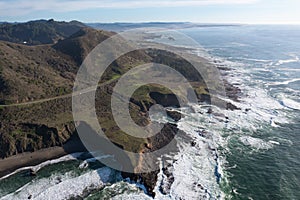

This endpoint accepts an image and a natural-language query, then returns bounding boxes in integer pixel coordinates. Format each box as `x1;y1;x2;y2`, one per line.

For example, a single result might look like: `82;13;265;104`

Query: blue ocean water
181;25;300;199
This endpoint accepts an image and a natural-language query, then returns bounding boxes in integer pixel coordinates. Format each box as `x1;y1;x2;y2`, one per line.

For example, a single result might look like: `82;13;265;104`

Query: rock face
0;123;76;158
166;110;182;122
224;80;242;102
160;163;175;195
149;92;180;108
122;123;181;197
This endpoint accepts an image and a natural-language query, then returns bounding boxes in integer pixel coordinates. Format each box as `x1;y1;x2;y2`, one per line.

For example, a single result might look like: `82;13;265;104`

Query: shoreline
0;135;87;178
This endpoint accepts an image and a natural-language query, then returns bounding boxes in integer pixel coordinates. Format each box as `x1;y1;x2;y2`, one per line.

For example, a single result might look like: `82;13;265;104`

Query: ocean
181;25;300;199
0;25;299;199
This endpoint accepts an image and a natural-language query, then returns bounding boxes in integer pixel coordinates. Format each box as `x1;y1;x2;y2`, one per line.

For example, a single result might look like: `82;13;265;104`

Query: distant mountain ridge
0;19;87;45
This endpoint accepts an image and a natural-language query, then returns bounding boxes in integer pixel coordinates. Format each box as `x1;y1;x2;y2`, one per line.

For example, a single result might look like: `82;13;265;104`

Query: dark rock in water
55;176;62;184
225;116;229;123
207;108;213;114
159;166;175;195
224;80;242;101
194;182;204;190
199;94;211;103
208;145;216;151
213;112;225;118
188;105;196;113
122;171;159;198
214;113;228;119
28;169;36;177
166;110;182;122
214;165;221;184
197;183;204;190
191;141;197;147
148;123;179;152
213;113;230;123
68;196;82;200
196;130;207;138
218;66;232;71
122;123;183;197
168;36;175;41
226;102;241;111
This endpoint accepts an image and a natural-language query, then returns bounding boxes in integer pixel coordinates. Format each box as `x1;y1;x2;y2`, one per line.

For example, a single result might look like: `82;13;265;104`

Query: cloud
0;0;259;16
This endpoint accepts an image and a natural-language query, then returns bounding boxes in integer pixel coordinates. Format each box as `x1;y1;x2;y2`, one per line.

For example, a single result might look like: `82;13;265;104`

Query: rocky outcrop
149;92;180;108
166;110;181;122
159;163;175;195
122;123;182;197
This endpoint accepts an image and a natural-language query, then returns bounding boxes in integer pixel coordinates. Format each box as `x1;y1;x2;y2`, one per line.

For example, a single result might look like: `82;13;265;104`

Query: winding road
0;78;118;108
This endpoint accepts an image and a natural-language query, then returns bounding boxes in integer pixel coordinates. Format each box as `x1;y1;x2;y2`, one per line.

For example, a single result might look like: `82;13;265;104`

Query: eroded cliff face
121;89;186;197
149;92;180;108
121;122;182;197
0;122;76;158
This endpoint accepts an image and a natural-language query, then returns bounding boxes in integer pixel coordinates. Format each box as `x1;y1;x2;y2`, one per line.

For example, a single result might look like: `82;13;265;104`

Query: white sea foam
1;167;113;200
237;57;272;63
157;44;299;199
268;78;300;86
276;68;300;72
78;155;113;169
144;46;298;199
147;32;299;199
168;140;222;199
268;137;293;146
150;104;226;199
0;152;84;181
92;181;147;199
279;97;300;110
268;140;280;145
219;62;290;129
239;136;274;150
275;56;300;66
216;90;286;132
112;193;153;200
229;42;250;47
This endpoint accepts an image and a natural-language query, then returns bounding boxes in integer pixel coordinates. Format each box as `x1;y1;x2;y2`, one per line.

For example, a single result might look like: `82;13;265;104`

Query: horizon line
1;19;300;26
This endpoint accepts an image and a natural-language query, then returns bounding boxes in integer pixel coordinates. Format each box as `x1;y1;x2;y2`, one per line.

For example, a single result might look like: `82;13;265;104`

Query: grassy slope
0;25;211;159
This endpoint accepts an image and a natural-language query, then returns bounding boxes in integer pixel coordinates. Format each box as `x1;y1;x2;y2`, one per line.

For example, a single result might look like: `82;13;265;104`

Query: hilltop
0;19;86;45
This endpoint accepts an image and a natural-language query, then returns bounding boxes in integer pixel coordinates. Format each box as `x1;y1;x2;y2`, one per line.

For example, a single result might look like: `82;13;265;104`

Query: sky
0;0;300;24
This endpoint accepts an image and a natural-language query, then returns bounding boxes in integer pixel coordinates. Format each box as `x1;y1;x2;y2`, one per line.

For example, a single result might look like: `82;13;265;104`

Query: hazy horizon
0;0;299;24
1;19;300;26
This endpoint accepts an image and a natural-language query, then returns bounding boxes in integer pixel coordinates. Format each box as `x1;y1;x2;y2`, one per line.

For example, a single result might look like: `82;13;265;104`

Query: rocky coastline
0;20;242;198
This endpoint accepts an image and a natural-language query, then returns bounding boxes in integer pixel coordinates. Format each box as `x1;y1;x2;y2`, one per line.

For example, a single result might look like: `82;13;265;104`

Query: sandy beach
0;135;87;178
